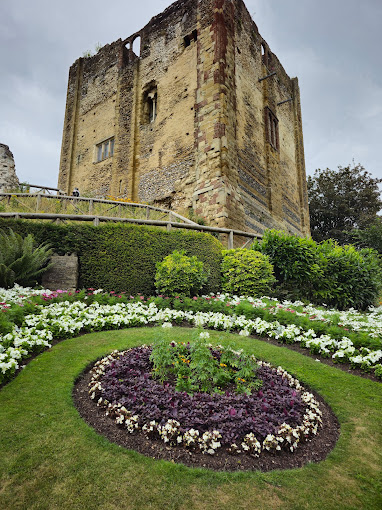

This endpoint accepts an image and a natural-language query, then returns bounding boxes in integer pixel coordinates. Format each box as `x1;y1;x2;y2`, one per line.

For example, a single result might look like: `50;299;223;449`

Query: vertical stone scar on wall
58;0;310;237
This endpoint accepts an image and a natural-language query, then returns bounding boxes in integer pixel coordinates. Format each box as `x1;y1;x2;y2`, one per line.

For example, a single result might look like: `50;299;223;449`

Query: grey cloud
0;0;381;187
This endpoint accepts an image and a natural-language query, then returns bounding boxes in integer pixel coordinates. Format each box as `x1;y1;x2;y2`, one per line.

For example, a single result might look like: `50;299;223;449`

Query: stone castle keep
58;0;310;236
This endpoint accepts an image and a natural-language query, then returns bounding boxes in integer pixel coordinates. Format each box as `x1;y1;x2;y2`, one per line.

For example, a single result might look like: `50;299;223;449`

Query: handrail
0;193;198;225
19;185;63;194
0;212;262;249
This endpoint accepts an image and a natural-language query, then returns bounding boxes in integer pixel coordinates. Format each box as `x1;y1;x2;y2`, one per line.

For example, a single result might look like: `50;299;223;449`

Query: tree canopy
307;163;382;243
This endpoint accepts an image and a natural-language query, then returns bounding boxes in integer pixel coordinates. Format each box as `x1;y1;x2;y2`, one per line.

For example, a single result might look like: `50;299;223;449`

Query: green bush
221;249;275;297
0;219;222;295
0;229;53;289
374;365;382;380
253;230;382;310
155;250;208;297
251;230;322;300
317;241;382;310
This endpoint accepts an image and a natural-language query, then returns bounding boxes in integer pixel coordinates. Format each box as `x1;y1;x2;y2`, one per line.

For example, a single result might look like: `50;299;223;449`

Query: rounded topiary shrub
221;249;275;297
155;250;209;297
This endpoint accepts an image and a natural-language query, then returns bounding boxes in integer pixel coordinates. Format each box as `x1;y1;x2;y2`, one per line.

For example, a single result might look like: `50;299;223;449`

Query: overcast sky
0;0;381;188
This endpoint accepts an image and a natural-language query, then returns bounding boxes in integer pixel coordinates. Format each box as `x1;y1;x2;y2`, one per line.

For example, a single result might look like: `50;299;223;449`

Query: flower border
88;346;323;457
1;288;382;384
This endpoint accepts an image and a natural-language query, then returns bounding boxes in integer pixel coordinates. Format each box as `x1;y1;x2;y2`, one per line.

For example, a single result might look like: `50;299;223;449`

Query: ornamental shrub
0;229;53;289
251;230;322;300
221;249;275;297
252;229;382;310
155;250;209;297
316;241;382;310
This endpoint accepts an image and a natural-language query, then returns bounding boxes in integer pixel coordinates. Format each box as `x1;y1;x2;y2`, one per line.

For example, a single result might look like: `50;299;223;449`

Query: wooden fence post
228;230;234;249
36;194;41;212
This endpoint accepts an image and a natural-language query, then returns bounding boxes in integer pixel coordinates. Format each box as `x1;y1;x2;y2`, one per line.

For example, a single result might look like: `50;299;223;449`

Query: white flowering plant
1;286;382;385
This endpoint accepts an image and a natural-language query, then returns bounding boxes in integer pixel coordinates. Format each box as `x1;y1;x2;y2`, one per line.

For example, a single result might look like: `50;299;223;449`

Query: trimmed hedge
0;220;223;295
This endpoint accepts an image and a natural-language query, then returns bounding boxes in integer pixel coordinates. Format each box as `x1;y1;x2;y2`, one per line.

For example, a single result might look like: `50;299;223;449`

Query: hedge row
0;220;223;295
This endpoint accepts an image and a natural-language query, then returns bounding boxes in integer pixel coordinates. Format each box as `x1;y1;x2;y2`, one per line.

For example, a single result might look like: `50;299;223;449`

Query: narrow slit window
148;93;157;122
143;86;158;124
265;108;279;151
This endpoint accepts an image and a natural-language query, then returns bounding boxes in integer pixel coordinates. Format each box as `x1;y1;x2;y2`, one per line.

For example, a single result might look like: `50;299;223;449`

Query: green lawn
0;327;381;510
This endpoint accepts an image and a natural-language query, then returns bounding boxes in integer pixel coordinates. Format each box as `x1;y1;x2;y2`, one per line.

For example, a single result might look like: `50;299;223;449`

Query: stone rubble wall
0;144;19;192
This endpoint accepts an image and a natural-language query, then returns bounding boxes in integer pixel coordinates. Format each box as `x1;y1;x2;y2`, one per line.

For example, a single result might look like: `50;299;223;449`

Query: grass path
0;327;381;510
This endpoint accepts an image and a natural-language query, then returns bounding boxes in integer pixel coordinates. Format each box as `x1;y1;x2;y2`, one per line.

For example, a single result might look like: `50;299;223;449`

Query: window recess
265;108;279;151
96;137;114;162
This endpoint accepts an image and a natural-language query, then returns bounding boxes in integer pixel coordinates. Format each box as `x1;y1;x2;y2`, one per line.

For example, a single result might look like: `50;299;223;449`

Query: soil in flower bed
73;352;340;472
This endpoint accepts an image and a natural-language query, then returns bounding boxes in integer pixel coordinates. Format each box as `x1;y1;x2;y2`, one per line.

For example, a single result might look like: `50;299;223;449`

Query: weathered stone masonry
58;0;310;236
0;144;19;192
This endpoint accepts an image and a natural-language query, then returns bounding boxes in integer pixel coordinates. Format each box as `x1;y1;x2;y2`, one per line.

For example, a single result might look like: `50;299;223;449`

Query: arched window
132;36;141;57
142;85;158;124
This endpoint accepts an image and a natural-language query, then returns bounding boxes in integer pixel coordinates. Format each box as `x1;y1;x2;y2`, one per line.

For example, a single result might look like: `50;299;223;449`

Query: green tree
349;217;382;254
308;163;382;244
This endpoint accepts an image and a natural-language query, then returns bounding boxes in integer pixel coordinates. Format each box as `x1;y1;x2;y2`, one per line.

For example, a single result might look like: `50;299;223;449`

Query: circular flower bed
88;339;323;458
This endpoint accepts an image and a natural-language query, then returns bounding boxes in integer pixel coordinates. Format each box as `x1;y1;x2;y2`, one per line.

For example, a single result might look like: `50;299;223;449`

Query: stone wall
41;253;79;292
0;144;19;192
58;0;310;236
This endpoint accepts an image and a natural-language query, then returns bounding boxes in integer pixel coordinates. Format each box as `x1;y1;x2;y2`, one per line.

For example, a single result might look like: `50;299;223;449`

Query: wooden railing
18;185;64;195
0;193;198;225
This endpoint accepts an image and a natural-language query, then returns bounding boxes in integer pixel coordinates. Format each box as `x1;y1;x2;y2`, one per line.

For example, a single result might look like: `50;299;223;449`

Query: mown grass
0;327;381;510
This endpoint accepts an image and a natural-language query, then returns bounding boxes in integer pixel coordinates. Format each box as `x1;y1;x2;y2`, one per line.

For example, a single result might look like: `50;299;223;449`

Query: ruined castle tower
0;144;19;192
58;0;310;236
